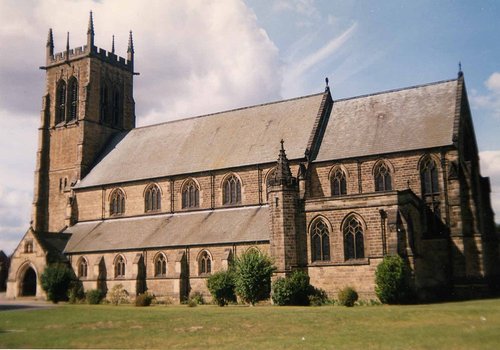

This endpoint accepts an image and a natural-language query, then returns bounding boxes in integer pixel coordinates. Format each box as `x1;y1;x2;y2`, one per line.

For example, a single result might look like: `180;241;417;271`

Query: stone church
6;14;499;302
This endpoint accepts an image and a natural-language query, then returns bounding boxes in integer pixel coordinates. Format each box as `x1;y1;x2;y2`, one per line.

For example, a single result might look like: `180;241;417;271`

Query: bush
234;250;276;305
86;289;104;304
207;270;236;306
108;284;129;305
68;280;85;304
187;299;198;307
188;291;205;305
308;287;329;306
272;270;311;306
375;255;412;304
338;286;358;307
135;292;154;307
40;263;75;303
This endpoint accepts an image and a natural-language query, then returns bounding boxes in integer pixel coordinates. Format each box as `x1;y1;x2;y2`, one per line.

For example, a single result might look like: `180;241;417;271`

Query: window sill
309;259;369;267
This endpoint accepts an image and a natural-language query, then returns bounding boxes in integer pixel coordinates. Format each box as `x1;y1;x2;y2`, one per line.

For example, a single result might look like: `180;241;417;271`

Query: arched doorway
20;266;37;296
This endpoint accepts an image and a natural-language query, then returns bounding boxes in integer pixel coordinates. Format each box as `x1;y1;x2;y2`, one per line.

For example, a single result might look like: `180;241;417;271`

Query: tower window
374;162;392;192
110;189;125;216
223;174;241;205
145;184;161;212
112;90;121;127
331;167;347;196
100;83;109;124
311;218;330;262
56;80;66;124
182;179;199;209
68;77;78;121
343;215;365;260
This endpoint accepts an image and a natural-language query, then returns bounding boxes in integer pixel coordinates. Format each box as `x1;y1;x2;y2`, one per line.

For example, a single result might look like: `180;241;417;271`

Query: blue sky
0;0;499;254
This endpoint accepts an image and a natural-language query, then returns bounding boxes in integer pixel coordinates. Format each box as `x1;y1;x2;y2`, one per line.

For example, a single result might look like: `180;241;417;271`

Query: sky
1;0;500;255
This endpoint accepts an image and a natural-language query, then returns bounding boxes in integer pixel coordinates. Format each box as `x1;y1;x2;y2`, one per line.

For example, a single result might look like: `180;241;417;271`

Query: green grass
1;299;500;349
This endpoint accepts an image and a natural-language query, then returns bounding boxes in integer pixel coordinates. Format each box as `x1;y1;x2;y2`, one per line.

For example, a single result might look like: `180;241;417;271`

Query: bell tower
32;12;136;233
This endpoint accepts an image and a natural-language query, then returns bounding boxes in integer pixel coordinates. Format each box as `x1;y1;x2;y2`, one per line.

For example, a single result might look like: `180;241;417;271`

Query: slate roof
77;93;326;188
315;79;459;161
64;206;270;253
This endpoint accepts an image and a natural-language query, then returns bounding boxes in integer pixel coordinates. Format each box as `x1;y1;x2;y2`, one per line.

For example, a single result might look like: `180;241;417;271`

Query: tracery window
154;253;167;277
311;218;330;262
110;189;125;216
223;174;241;205
199;251;212;275
56;79;66;124
420;157;439;196
114;255;126;278
145;184;161;212
331;167;347;196
374;162;392;192
24;240;34;254
68;77;78;121
343;215;365;260
78;257;88;278
182;180;199;209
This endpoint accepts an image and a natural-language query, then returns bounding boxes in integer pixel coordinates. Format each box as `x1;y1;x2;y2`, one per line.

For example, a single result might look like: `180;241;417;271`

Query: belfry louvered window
311;219;330;262
145;184;161;212
110;189;125;215
56;80;66;124
112;90;121;127
68;77;78;121
374;162;392;192
331;168;347;196
100;83;109;124
223;175;241;205
343;215;365;260
182;180;199;208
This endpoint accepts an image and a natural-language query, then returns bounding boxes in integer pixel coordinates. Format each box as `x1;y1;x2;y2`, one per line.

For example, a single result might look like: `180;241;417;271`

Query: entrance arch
20;266;37;296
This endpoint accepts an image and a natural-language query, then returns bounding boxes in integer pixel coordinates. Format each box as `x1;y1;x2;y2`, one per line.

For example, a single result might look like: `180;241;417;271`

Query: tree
207;270;236;306
234;250;276;306
375;255;412;304
41;263;75;303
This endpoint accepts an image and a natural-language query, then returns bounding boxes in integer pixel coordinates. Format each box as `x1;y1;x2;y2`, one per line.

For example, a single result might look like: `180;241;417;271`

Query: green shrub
234;250;276;305
207;270;236;306
308;287;329;306
135;293;154;307
187;299;198;307
272;270;311;306
86;289;104;304
188;291;205;305
108;284;129;305
40;263;75;303
68;280;85;304
375;255;412;304
338;286;358;307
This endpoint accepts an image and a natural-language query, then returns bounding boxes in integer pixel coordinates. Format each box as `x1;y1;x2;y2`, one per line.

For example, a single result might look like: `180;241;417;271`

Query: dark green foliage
272;270;311;306
207;270;237;306
40;263;74;303
375;255;412;304
308;287;329;306
234;250;276;305
338;286;358;307
86;289;104;304
135;293;154;307
188;291;205;305
68;280;85;304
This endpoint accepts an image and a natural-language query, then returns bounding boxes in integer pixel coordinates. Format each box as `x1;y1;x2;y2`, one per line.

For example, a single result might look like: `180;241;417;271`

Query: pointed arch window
199;251;212;275
112;89;121;127
68;77;78;121
420;157;439;196
100;83;109;124
56;80;66;124
78;257;88;278
311;219;330;262
374;162;392;192
223;174;241;205
145;184;161;212
182;180;199;209
343;215;365;260
331;168;347;196
114;255;126;278
154;253;167;277
110;189;125;216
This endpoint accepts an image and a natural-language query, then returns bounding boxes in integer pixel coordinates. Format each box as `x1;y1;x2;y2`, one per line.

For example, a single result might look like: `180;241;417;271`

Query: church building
6;14;499;301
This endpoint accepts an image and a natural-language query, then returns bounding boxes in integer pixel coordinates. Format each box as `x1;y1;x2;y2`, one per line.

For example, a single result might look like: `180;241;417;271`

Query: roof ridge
333;78;458;103
132;92;325;131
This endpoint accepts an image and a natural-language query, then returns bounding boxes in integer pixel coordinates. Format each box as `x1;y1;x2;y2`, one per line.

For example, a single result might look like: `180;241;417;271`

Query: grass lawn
0;299;499;349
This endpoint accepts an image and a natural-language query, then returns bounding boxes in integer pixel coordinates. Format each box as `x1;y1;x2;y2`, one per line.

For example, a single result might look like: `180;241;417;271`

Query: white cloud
471;72;500;118
480;150;500;223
